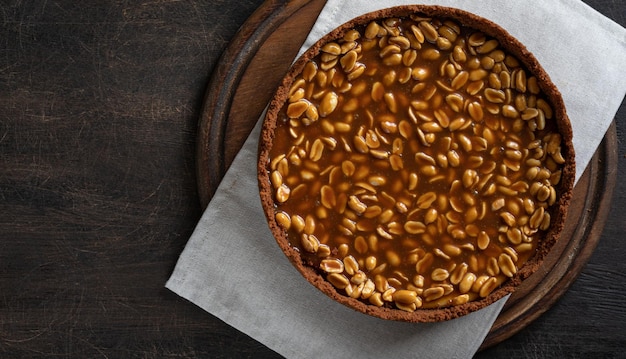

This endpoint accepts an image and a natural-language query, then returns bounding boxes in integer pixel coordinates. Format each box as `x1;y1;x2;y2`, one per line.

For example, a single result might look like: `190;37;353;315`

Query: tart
257;5;575;322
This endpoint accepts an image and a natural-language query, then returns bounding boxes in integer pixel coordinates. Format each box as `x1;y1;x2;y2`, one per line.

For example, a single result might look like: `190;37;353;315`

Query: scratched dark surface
0;1;624;358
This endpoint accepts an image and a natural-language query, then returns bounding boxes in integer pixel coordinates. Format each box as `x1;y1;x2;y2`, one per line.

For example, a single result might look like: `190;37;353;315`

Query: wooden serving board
196;0;617;350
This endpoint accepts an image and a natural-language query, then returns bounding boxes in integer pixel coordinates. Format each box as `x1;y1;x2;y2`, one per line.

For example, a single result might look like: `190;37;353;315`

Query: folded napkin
167;1;626;357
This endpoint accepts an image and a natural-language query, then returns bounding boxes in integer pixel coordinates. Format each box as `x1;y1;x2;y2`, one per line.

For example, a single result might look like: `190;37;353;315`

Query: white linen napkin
167;1;626;357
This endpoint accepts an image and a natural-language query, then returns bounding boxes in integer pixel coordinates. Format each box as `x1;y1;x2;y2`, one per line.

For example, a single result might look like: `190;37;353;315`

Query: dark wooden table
1;1;624;358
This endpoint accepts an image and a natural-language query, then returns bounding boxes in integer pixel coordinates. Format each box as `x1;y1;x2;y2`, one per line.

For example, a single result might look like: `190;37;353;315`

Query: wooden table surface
1;1;624;358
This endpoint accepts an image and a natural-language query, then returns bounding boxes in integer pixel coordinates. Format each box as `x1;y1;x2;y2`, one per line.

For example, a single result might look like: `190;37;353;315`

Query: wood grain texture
0;1;271;357
0;0;624;358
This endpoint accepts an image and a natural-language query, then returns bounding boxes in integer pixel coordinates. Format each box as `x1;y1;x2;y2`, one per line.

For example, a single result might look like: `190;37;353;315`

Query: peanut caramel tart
258;5;574;322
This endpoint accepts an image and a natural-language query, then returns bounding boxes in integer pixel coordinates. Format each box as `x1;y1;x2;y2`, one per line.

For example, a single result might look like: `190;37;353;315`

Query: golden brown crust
258;5;575;323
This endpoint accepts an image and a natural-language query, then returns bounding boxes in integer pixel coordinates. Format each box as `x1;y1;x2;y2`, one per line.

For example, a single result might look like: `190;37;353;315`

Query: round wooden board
196;0;618;350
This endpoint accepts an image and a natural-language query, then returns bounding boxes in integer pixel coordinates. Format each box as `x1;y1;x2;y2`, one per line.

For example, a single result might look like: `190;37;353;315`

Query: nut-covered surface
258;5;575;322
